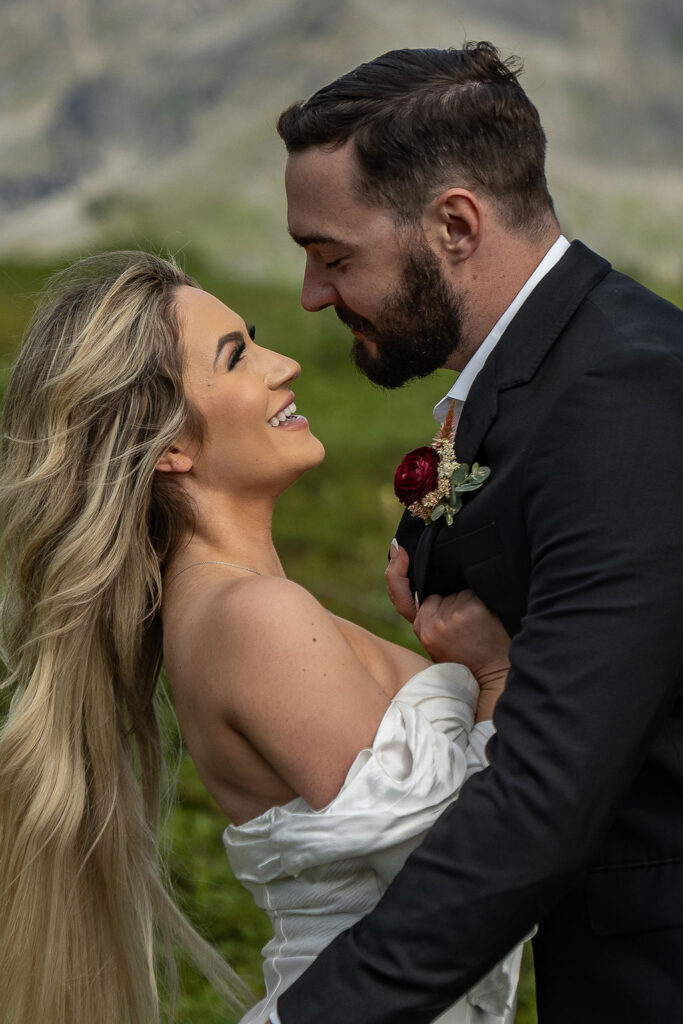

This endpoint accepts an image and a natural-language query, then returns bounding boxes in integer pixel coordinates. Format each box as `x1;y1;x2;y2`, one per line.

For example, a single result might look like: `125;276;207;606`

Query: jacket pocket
434;522;502;566
586;858;683;936
429;521;515;628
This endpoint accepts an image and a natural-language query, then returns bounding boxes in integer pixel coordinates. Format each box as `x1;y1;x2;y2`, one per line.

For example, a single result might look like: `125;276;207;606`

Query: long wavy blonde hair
0;252;249;1023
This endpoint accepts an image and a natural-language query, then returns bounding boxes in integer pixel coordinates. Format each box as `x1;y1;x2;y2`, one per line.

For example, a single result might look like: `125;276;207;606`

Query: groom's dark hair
278;42;555;235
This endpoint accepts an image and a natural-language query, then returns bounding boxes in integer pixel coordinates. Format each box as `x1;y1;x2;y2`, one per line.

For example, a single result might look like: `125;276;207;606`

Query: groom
273;43;683;1023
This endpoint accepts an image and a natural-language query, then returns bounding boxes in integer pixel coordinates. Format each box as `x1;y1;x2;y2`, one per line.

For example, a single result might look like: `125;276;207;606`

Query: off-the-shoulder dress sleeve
226;663;523;1024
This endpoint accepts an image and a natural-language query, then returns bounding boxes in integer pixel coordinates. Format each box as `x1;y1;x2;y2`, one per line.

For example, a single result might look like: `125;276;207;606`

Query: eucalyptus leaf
471;466;491;482
451;493;463;514
454;480;486;493
430;504;445;521
451;464;470;485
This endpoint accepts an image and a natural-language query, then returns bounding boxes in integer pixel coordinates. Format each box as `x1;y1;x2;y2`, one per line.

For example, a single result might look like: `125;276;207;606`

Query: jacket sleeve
277;343;683;1023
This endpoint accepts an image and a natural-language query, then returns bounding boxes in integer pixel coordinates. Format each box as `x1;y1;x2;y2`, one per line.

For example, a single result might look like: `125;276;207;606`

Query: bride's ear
155;444;194;474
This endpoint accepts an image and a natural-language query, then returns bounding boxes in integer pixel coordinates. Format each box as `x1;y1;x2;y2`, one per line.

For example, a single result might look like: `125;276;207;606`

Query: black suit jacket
278;243;683;1023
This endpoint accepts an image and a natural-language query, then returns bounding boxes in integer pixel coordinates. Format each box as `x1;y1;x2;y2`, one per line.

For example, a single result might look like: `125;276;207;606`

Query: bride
0;251;515;1024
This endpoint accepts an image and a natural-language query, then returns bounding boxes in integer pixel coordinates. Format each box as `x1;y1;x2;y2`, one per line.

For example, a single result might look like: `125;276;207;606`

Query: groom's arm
276;344;683;1023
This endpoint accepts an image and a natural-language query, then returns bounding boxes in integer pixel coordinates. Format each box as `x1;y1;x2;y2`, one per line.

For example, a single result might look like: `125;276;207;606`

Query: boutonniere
393;402;491;526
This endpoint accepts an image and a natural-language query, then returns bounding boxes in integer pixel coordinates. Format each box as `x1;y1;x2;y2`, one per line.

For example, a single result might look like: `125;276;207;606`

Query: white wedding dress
223;663;524;1024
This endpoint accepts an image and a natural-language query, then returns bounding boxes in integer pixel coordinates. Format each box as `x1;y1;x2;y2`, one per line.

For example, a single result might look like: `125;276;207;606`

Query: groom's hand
385;538;418;622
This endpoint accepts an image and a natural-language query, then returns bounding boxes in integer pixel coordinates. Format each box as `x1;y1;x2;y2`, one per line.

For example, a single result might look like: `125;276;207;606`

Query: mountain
0;0;681;287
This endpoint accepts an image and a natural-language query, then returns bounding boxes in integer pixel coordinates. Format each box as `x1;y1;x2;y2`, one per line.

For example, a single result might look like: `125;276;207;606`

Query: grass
0;250;679;1023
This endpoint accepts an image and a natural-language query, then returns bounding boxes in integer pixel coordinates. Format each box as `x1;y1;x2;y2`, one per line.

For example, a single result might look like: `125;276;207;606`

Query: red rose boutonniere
394;402;491;526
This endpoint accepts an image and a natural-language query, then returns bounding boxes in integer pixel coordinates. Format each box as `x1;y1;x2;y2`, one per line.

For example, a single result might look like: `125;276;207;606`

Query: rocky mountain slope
1;0;681;286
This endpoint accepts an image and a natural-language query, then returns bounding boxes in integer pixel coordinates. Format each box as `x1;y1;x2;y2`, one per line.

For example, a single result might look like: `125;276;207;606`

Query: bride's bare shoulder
177;574;346;676
205;574;329;631
169;574;392;809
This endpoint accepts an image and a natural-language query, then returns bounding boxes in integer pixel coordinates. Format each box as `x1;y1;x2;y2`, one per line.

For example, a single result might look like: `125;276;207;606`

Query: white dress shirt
432;235;570;429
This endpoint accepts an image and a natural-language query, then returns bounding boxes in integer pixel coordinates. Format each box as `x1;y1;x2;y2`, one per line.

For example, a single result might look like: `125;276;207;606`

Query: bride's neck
171;489;285;579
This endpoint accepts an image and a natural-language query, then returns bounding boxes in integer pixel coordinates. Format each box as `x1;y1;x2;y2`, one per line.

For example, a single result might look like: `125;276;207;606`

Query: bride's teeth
269;403;299;426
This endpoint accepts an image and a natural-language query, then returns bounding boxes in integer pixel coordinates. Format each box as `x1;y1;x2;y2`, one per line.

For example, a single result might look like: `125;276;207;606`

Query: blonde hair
0;252;248;1023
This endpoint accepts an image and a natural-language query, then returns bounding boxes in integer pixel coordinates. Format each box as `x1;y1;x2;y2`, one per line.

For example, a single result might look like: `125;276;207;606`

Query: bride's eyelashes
228;338;246;369
227;323;256;370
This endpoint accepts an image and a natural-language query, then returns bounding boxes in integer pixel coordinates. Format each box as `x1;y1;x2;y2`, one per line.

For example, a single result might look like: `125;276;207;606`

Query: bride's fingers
385;540;417;623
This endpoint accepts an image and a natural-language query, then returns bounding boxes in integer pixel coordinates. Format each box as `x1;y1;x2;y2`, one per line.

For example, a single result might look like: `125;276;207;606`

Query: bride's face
174;285;325;494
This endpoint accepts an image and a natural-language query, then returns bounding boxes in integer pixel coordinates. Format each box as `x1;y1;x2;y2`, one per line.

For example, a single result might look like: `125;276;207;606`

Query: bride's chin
288;437;326;479
283;437;326;489
309;435;326;466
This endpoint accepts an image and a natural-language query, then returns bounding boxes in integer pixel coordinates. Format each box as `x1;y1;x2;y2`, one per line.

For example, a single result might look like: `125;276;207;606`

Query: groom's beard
335;242;466;389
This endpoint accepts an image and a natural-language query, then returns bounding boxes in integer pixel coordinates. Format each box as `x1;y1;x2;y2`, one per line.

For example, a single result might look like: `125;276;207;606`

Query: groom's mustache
334;305;377;338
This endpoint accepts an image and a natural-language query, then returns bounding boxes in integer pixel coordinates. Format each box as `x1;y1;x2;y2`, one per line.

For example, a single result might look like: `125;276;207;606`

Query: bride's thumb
386;539;417;623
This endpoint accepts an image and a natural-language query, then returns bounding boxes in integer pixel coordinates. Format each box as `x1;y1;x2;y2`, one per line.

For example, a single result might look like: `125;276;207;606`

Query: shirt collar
433;234;570;424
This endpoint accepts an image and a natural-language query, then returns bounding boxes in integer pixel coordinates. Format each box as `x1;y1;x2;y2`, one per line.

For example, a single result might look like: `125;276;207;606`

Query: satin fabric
223;663;523;1024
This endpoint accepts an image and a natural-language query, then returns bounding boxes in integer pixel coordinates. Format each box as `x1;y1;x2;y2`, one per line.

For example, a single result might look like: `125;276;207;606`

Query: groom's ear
155;444;194;474
423;188;482;264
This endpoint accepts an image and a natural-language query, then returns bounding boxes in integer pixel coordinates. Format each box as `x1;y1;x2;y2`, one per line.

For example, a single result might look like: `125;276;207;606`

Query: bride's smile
267;392;307;429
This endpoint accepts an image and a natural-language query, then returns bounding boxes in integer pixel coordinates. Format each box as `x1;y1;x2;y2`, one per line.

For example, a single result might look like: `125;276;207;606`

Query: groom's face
285;143;465;388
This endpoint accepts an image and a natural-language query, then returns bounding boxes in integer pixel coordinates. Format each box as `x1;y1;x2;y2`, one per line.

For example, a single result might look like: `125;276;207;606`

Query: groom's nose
301;264;340;312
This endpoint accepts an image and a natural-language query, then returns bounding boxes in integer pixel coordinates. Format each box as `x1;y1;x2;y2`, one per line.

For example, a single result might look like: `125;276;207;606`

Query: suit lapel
453;358;498;465
455;241;611;464
400;242;612;601
412;516;441;596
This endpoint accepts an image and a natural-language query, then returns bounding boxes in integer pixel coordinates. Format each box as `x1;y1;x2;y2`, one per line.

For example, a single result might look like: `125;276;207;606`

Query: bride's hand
385;539;418;622
386;542;510;718
414;589;509;671
415;589;511;721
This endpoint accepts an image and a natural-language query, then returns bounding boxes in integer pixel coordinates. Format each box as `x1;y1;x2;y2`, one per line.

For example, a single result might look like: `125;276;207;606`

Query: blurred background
1;0;682;284
0;1;681;1021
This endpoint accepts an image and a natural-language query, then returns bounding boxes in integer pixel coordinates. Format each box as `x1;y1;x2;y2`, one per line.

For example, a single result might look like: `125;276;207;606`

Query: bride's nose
264;350;301;389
